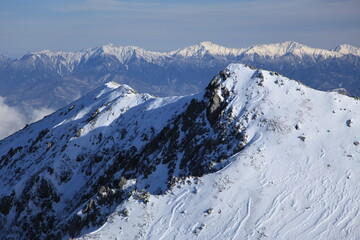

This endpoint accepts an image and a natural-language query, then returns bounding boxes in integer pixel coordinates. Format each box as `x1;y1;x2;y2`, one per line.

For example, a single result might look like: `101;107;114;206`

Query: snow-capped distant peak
23;49;84;73
88;44;169;64
169;41;245;58
199;41;221;48
332;44;360;56
105;81;121;89
248;41;305;54
242;41;346;59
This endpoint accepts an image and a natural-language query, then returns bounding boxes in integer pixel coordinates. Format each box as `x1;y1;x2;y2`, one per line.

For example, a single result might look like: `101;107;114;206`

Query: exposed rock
299;135;306;142
118;177;127;189
0;191;15;215
204;208;214;215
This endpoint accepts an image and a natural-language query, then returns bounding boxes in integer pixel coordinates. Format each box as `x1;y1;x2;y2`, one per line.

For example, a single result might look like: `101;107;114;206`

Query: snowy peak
243;41;343;59
332;44;360;56
20;50;84;74
6;41;360;70
37;50;83;72
168;41;355;59
244;41;305;56
169;41;245;58
87;44;169;64
24;44;169;74
4;41;360;65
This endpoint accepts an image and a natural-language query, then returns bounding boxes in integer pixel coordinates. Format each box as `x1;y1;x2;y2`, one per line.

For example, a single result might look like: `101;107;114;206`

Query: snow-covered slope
0;64;359;239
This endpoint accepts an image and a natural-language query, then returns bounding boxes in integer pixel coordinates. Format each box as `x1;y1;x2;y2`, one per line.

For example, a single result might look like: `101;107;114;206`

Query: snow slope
0;64;359;239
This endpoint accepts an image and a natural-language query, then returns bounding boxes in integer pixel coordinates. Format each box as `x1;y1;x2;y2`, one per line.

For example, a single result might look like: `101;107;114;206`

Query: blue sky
0;0;359;57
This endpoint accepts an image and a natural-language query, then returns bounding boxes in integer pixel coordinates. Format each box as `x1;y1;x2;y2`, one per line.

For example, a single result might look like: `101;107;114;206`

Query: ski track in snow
147;189;190;240
231;198;252;240
253;157;359;240
249;93;264;104
248;131;263;146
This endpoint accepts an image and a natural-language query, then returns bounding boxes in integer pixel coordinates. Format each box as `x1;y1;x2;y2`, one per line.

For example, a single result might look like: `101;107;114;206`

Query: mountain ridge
9;41;360;62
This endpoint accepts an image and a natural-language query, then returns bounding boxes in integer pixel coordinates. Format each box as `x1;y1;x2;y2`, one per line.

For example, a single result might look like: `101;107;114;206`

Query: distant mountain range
0;41;359;113
1;64;359;239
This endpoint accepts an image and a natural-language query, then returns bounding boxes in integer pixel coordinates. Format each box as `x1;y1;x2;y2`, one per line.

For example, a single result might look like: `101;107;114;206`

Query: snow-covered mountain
332;44;360;56
169;41;245;58
241;41;347;59
0;64;359;239
83;44;169;65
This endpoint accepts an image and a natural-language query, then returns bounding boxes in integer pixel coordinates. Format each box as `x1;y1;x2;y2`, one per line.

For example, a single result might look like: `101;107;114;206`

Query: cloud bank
0;96;53;140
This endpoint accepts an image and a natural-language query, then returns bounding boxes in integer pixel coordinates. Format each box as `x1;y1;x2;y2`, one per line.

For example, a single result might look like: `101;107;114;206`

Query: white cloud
29;107;54;123
0;96;26;139
0;96;54;140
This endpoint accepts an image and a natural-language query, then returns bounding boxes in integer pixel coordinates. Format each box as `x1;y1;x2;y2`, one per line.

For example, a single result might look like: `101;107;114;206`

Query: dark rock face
0;191;15;215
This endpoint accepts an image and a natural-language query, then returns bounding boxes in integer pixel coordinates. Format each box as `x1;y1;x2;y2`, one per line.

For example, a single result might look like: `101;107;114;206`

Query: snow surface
73;64;360;239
